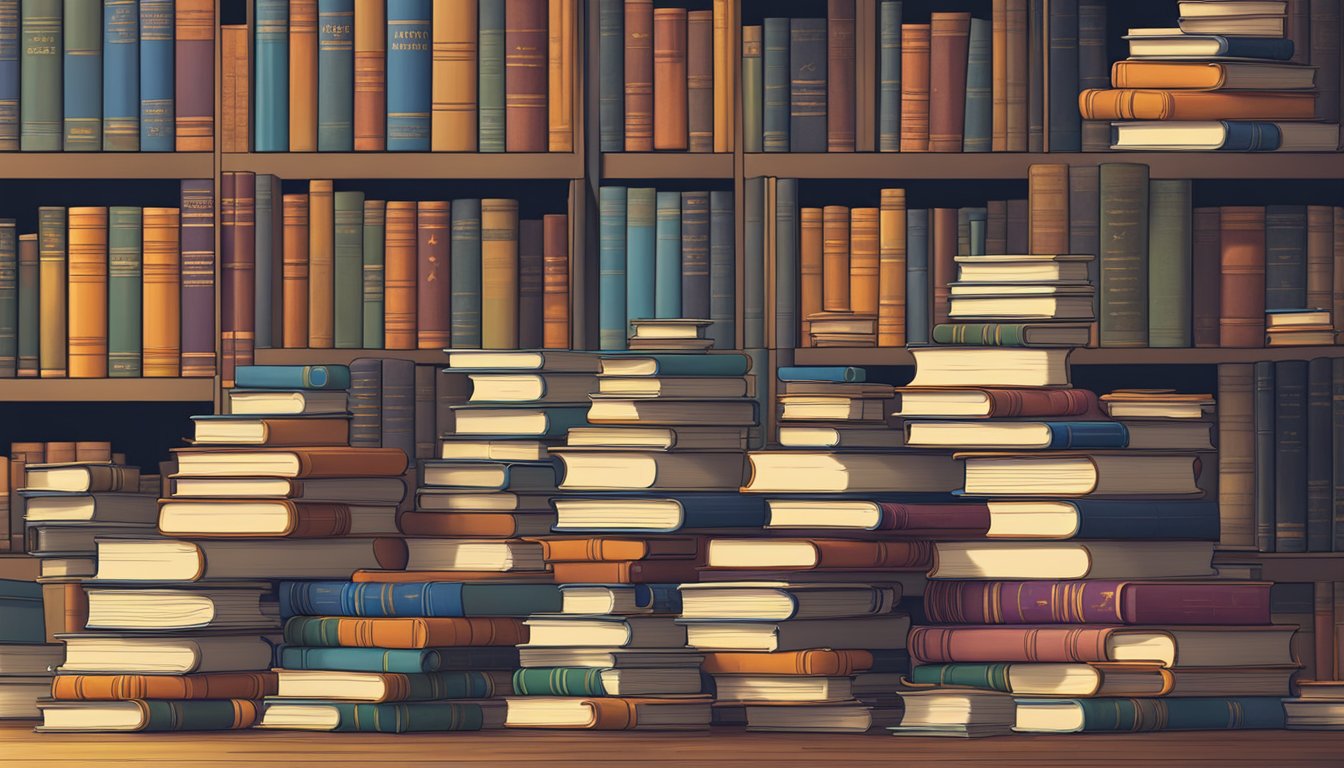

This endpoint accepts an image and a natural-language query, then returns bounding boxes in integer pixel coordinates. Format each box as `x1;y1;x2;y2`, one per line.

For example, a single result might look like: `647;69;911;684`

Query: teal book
910;663;1011;692
321;670;500;701
334;191;364;349
962;17;990;152
598;186;628;351
762;18;788;152
905;208;929;345
20;0;61;150
362;200;385;348
0;220;12;376
261;700;486;733
235;365;350;389
1047;0;1080;151
255;175;277;349
101;0;137;150
138;0;172;150
0;579;44;642
743;176;764;348
654;191;681;318
601;353;750;377
597;0;622;152
1147;180;1192;348
61;0;99;151
878;1;901;151
318;0;354;150
477;0;504;152
1335;358;1344;552
1264;204;1307;310
1016;697;1285;732
741;24;762;153
708;190;734;349
774;177;798;349
625;187;656;329
280;646;519;673
108;206;142;377
386;0;430;151
788;18;825;152
253;0;287;151
0;0;15;150
680;191;710;320
450;199;482;348
512;668;605;697
16;230;35;376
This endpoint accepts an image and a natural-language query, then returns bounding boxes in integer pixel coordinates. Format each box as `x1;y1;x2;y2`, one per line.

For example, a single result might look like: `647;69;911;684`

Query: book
386;0;430;150
537;537;698;563
685;615;911;653
908;625;1296;667
274;669;504;702
1099;163;1149;347
503;697;710;730
18;0;60;150
560;584;681;616
429;0;474;151
788;18;825;152
21;492;156;524
94;538;408;581
825;0;855;152
353;0;385;150
157;499;397;538
928;13;970;152
279;646;519;673
173;0;212;150
1307;358;1333;551
877;2;902;151
39;700;261;732
907;347;1071;388
60;0;99;151
597;0;622;150
742;451;960;493
66;207;108;377
900;24;929;151
101;0;137;150
911;662;1183;697
891;688;1015;737
278;581;559;619
680;583;898;621
404;538;545;572
549;0;575;152
50;673;277;702
705;540;931;571
762;18;788;152
1015;696;1286;733
258;700;494;732
481;198;520;348
24;463;138;493
179;180;216;376
652;8;687;151
504;0;546;151
922;580;1271;625
1080;90;1316;120
84;587;277;631
475;0;504;151
1275;359;1308;552
316;0;354;150
284;615;525;649
543;213;569;348
555;450;744;492
709;191;735;348
623;0;652;151
512;667;701;697
905;421;1128;450
931;323;1091;347
522;616;682;649
958;451;1203;497
1266;204;1308;310
552;494;766;533
58;633;275;674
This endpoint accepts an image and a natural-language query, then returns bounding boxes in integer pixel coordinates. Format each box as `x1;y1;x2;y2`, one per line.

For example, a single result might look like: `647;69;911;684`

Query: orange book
307;181;334;348
849;207;879;316
549;560;700;584
286;616;527;648
542;213;569;348
548;0;574;152
44;441;77;462
1028;164;1069;255
431;0;477;151
172;447;410;478
354;0;386;151
536;537;700;562
10;442;43;463
798;207;823;348
289;0;318;151
220;25;249;152
281;194;311;348
384;201;418;349
41;581;87;641
899;24;930;152
1109;61;1309;91
142;207;181;377
877;188;906;347
1078;89;1316;121
652;8;688;151
51;673;278;701
1004;0;1027;151
711;0;732;152
700;650;874;676
197;417;349;447
67;207;108;378
481;198;519;349
397;511;552;539
822;205;850;312
353;569;554;583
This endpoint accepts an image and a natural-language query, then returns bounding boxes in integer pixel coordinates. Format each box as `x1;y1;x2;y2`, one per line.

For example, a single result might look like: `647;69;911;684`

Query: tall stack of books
0;579;63;719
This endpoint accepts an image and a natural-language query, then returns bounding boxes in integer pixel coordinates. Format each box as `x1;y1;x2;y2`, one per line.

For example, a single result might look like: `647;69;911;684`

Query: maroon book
874;503;990;535
416;202;451;350
518;218;544;350
924;580;1272;625
174;0;215;150
504;0;548;152
826;0;856;152
221;172;257;389
179;180;216;377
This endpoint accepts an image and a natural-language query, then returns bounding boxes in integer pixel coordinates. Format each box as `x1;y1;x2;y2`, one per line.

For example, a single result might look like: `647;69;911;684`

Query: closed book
1335;358;1344;551
0;0;15;149
1046;0;1079;151
449;199;482;348
900;24;930;151
849;207;878;318
258;700;492;732
775;180;799;348
282;194;311;347
279;646;519;673
685;10;712;152
652;7;687;150
798;207;822;345
910;625;1294;667
1078;0;1108;149
511;667;699;697
1068;170;1100;340
61;0;99;151
102;0;137;150
1275;360;1308;552
551;493;766;533
1148;180;1192;347
626;187;656;329
537;537;698;563
51;673;277;701
931;208;957;325
741;24;762;152
398;511;555;538
1079;90;1316;121
1265;204;1307;310
315;0;355;150
1191;207;1221;346
555;450;744;492
788;18;825;152
504;697;709;730
274;668;503;702
254;0;288;151
279;581;558;620
705;539;931;571
548;0;575;151
1015;697;1285;733
822;205;850;311
235;364;350;390
415;201;450;349
677;194;709;323
383;200;416;348
173;0;212;150
95;537;409;581
924;580;1270;625
962;16;990;152
67;207;108;378
223;174;257;385
179;180;215;376
352;0;384;149
762;18;788;152
906;420;1129;450
827;0;855;152
37;206;65;378
517;219;545;349
1004;0;1027;149
598;186;627;350
1220;206;1267;347
743;177;764;347
905;208;929;344
1306;205;1332;315
1109;62;1317;92
172;446;409;478
654;192;681;317
1253;361;1276;551
928;12;969;152
141;207;180;376
358;199;385;346
39;700;261;733
701;650;875;677
285;615;525;648
429;0;474;150
477;0;504;151
711;0;730;152
1306;358;1332;551
20;0;61;151
685;615;910;653
1099;163;1149;347
742;451;960;494
1027;0;1042;150
103;207;142;377
504;0;546;151
1029;165;1069;255
708;191;734;348
0;220;13;376
386;0;430;151
875;192;907;346
877;1;901;151
481;198;519;349
1218;364;1255;549
597;0;622;151
1311;0;1340;121
623;0;652;151
306;180;335;348
17;233;37;376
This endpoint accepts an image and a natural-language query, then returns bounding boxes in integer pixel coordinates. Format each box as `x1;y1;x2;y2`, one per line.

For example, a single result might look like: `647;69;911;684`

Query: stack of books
1082;0;1339;152
1284;681;1344;729
0;579;63;719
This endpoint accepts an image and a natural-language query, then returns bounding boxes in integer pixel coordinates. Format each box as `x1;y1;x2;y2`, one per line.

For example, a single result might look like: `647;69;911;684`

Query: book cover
282;194;311;347
679;193;710;322
711;0;730;151
1254;361;1276;551
259;701;485;732
0;220;13;377
798;207;822;346
430;0;475;151
821;205;850;312
597;0;622;151
1306;358;1333;552
686;10;712;152
354;0;384;150
928;12;969;152
360;199;386;348
255;176;280;350
1218;364;1255;549
416;200;450;349
180;180;216;376
66;207;108;378
1099;163;1149;347
386;0;430;151
317;0;354;150
173;0;212;150
1077;0;1108;149
1027;0;1043;150
788;18;825;152
37;206;65;378
504;0;546;152
963;17;990;152
626;187;656;331
307;180;335;348
924;580;1271;625
61;0;99;151
1265;204;1307;310
451;199;482;348
931;208;957;325
1005;0;1027;150
1029;164;1069;255
905;208;929;345
1148;180;1192;348
1311;0;1340;122
279;581;560;618
1047;0;1079;151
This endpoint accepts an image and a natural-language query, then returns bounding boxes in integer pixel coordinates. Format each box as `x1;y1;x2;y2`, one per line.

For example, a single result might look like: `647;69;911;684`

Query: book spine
1254;360;1276;551
318;0;355;151
878;2;900;152
788;18;826;152
822;205;850;312
504;0;547;152
798;207;822;346
1044;421;1128;450
353;0;385;150
481;198;519;349
1148;180;1192;348
449;199;482;348
1311;0;1340;122
1075;698;1284;733
140;207;179;376
234;364;350;389
477;0;504;152
61;0;99;151
761;18;787;153
319;702;484;733
1265;205;1308;310
1335;358;1344;551
908;626;1112;664
222;26;250;153
625;187;655;329
513;668;604;697
1218;364;1255;549
307;180;335;349
430;0;475;151
652;7;687;151
1079;499;1222;541
380;358;414;459
1316;581;1335;679
708;190;734;349
102;0;137;150
1029;163;1069;254
16;234;35;376
548;0;574;152
849;206;878;319
180;181;216;376
1004;0;1026;150
711;0;730;152
1277;360;1310;550
288;0;317;150
927;12;969;152
141;700;260;732
597;0;622;151
1287;0;1310;65
962;17;990;152
931;323;1026;346
0;221;13;376
775;179;799;348
654;191;681;318
1067;167;1099;342
348;357;382;445
1306;206;1333;316
518;218;544;349
383;200;417;349
542;213;569;348
20;0;61;151
598;186;627;350
227;175;259;386
1192;207;1221;347
826;0;855;152
37;207;65;377
360;200;385;348
1307;358;1333;552
680;192;710;321
1220;207;1267;347
217;186;239;383
909;663;1010;692
255;176;280;349
924;580;1271;625
1026;0;1042;150
1006;198;1028;252
415;201;450;349
905;208;929;345
899;23;929;151
622;0;652;151
983;388;1096;417
686;10;712;153
282;194;311;347
279;646;440;673
0;0;15;150
254;0;288;152
931;208;956;326
743;178;764;348
386;0;430;151
173;0;211;150
334;191;365;349
1046;0;1079;151
1099;163;1149;348
1077;0;1108;149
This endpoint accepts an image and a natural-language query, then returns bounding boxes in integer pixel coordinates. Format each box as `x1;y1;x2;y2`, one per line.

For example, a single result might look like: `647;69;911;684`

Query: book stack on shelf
0;579;63;719
1;0;214;152
1084;0;1340;152
1284;681;1344;729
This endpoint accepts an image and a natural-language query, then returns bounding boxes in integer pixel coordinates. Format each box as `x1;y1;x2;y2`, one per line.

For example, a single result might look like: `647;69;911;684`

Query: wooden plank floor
4;723;1344;767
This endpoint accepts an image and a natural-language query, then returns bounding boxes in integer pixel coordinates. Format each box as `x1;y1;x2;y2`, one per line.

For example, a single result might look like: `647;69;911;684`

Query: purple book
924;580;1271;625
179;180;216;378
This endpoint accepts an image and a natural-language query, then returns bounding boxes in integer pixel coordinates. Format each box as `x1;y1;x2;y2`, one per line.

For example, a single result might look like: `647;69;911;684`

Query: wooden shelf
0;378;215;401
745;152;1344;180
1214;551;1344;582
222;153;584;180
0;153;214;179
792;346;1344;366
253;348;449;366
601;152;735;180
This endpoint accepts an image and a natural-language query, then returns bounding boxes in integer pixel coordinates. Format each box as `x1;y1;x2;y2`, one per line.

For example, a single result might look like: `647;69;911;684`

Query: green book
362;200;385;349
142;700;255;731
931;323;1090;347
741;25;762;153
1098;163;1149;348
369;670;499;701
774;178;797;349
61;0;100;151
450;199;482;348
334;191;364;349
909;663;1011;692
0;219;14;377
512;668;606;697
1147;180;1191;348
261;700;487;733
962;17;991;152
107;206;142;377
20;0;61;150
16;232;37;377
477;0;504;152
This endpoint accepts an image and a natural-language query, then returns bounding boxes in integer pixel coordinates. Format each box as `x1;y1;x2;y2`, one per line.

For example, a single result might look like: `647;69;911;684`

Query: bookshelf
219;153;585;180
0;379;215;402
0;154;216;180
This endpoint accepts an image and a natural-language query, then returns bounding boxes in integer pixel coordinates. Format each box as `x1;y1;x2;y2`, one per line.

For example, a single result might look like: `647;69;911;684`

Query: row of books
0;182;217;379
3;440;125;553
234;0;578;153
0;0;214;152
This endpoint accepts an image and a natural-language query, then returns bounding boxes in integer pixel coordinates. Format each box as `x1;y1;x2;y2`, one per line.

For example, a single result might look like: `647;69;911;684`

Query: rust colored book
1306;205;1333;313
822;206;851;311
827;0;856;152
354;0;386;151
431;0;476;151
1193;207;1221;347
1005;0;1027;151
1029;164;1069;255
505;0;548;152
1079;90;1317;121
43;581;88;639
289;0;318;151
701;650;874;676
191;416;350;447
221;26;249;152
991;0;1007;150
705;539;933;571
878;189;907;347
67;207;108;378
384;200;418;349
908;625;1296;667
928;12;971;152
353;569;553;583
142;207;181;377
518;219;544;349
537;537;700;562
284;616;527;648
549;560;700;584
932;207;957;325
686;10;713;153
900;24;931;151
417;201;451;349
895;386;1099;419
652;8;688;151
712;0;732;152
799;207;823;347
172;447;410;478
398;511;555;538
624;0;654;151
505;696;711;730
51;673;278;702
482;198;520;349
542;213;569;349
307;181;335;348
38;207;67;378
222;172;257;388
1220;206;1267;348
44;442;77;463
549;0;575;151
849;208;879;316
159;499;397;538
174;0;215;150
1110;61;1318;91
282;194;311;348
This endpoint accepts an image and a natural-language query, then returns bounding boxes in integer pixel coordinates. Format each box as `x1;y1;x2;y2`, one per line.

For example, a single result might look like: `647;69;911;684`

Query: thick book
67;207;108;377
512;667;700;697
236;365;351;389
548;0;575;152
332;191;364;348
1148;183;1192;346
481;198;519;348
157;498;396;538
1220;206;1267;347
430;0;474;150
258;700;492;732
386;0;431;150
743;451;960;494
504;697;710;730
353;0;385;150
307;180;335;347
173;0;212;150
274;669;503;702
95;538;409;582
50;673;277;701
908;625;1296;667
928;12;970;152
39;700;260;732
705;539;931;571
173;447;408;478
552;494;766;533
278;581;560;618
680;583;898;621
19;0;60;150
134;0;172;149
1015;697;1285;733
597;0;623;150
900;24;929;151
959;451;1202;497
1099;163;1149;347
923;580;1271;625
652;8;687;151
930;541;1214;580
877;2;901;151
788;18;825;152
254;0;288;151
285;615;525;649
1275;360;1308;552
102;0;137;150
1080;90;1316;121
762;18;788;152
279;646;519;673
685;615;910;653
503;0;546;151
623;0;652;151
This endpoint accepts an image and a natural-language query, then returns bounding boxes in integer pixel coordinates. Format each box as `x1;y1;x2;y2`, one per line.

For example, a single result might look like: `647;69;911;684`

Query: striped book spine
548;0;574;152
416;200;451;349
173;0;213;150
740;25;761;153
622;0;652;151
0;220;14;376
16;233;36;376
518;219;544;349
708;190;733;349
878;1;901;151
680;192;710;320
743;177;764;347
108;206;142;377
282;194;310;347
254;0;288;152
0;0;16;150
654;191;681;318
542;213;569;348
255;175;280;349
878;189;906;346
318;0;355;150
62;0;100;151
450;199;482;348
19;0;61;150
289;0;318;150
598;186;627;350
905;208;929;345
362;199;386;348
37;206;65;378
222;173;258;387
626;188;656;328
481;199;519;349
179;180;216;376
102;0;137;150
383;200;417;349
430;0;475;150
477;0;504;152
386;0;430;151
761;18;788;152
138;0;172;150
504;0;547;152
775;179;798;349
307;180;335;348
597;0;622;151
353;0;385;150
142;207;179;376
334;191;366;348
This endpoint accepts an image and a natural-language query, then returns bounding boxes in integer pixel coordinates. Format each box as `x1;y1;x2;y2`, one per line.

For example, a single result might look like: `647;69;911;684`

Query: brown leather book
354;0;386;151
1219;206;1267;348
287;616;527;648
686;10;713;153
289;0;318;151
281;194;311;348
878;189;907;347
75;442;112;462
710;539;933;570
849;207;879;315
307;181;334;348
52;673;278;702
826;0;856;152
1306;205;1333;313
41;581;87;641
700;650;874;676
932;207;957;325
67;207;108;378
1006;198;1029;253
172;447;410;477
1078;90;1316;121
197;417;349;447
44;441;77;463
1005;0;1027;151
384;200;418;350
160;499;381;538
11;442;45;464
711;0;732;152
482;198;520;349
542;213;569;349
1192;207;1222;348
991;0;1008;151
505;0;547;152
822;205;851;311
173;0;214;151
397;511;553;538
416;201;451;349
652;8;688;151
928;12;971;152
899;24;930;152
220;25;249;152
1335;208;1344;338
549;560;700;584
986;200;1007;253
1029;164;1069;255
537;537;700;562
799;207;823;348
624;0;654;151
431;0;476;151
547;0;575;151
223;172;256;387
353;569;553;583
518;218;545;349
142;207;181;377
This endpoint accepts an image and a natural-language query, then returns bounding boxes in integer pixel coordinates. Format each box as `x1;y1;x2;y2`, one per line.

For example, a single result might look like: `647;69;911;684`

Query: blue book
279;646;519;674
877;1;901;152
708;190;735;349
654;191;681;318
905;208;929;345
774;178;798;349
743;176;764;348
553;493;769;533
137;0;172;150
0;579;44;643
777;366;866;383
62;0;101;151
317;0;354;150
1070;500;1220;540
598;186;628;351
762;18;789;152
963;17;991;153
602;353;751;376
597;0;622;152
477;0;504;152
0;0;16;150
252;0;287;152
788;18;826;152
625;187;656;329
450;199;483;348
234;364;351;390
386;0;430;151
1039;421;1130;449
279;581;562;618
1211;122;1281;151
421;459;560;491
101;0;137;150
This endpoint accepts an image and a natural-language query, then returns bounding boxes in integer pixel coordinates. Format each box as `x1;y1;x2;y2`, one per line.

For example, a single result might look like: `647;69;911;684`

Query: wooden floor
4;723;1343;767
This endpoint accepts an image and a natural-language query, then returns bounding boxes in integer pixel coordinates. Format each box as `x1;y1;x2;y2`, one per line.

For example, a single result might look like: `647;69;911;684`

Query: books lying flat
889;689;1015;738
679;583;899;621
565;426;748;451
398;511;557;538
1284;682;1344;730
50;672;278;701
94;538;409;581
522;617;686;649
283;616;527;649
554;450;747;491
26;523;156;555
745;702;903;733
597;377;748;399
278;647;521;674
1100;390;1214;419
742;451;962;494
699;650;879;676
235;364;351;390
549;560;701;584
683;615;911;652
0;677;52;718
415;490;552;512
419;462;557;492
58;634;276;674
777;397;890;422
552;494;767;533
586;398;757;426
777;366;868;383
503;696;711;730
516;649;704;669
277;581;562;618
908;626;1297;667
957;452;1203;497
954;254;1093;283
560;585;681;616
1111;61;1314;91
629;318;712;339
911;662;1294;697
228;389;348;415
23;464;140;493
906;420;1213;451
21;492;157;524
451;406;588;437
908;348;1071;388
168;477;408;504
273;669;509;702
85;587;279;631
776;425;905;450
712;675;853;704
190;416;350;446
1123;28;1294;59
466;373;597;404
352;570;556;584
705;540;933;571
0;644;66;676
894;387;1098;418
929;541;1215;580
171;448;410;478
439;439;554;462
536;537;700;562
511;667;703;697
923;580;1271;625
948;295;1095;320
1014;696;1286;733
404;539;546;572
38;699;262;732
445;350;601;372
1178;15;1284;37
1078;89;1315;121
157;500;399;538
932;323;1093;347
599;354;751;377
258;700;499;732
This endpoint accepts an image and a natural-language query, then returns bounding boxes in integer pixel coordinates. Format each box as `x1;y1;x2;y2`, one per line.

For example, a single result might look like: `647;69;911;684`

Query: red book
924;580;1272;625
874;503;991;535
931;208;957;325
416;201;451;349
928;12;971;152
541;214;569;349
1219;206;1266;348
504;0;548;152
894;387;1101;419
221;172;257;388
652;7;688;150
826;0;855;152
